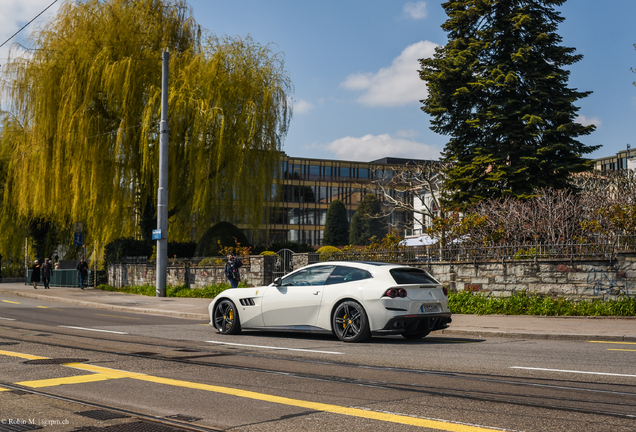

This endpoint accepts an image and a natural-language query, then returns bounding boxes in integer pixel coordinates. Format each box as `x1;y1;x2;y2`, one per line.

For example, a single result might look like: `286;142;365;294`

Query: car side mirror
274;277;282;286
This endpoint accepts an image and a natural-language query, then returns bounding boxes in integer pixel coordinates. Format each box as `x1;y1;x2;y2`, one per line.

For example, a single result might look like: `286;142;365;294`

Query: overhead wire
0;0;60;49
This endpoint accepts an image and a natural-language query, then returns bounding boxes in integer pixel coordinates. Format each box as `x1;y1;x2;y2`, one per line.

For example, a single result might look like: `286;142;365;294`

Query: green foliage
421;0;598;209
194;222;250;257
317;245;342;261
449;290;636;317
104;238;153;267
96;283;241;298
323;200;349;246
0;262;25;278
253;242;314;254
0;0;292;258
349;193;387;246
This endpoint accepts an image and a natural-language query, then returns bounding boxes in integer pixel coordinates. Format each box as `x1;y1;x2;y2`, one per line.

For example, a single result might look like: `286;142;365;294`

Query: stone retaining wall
107;255;277;289
107;252;635;299
421;252;635;299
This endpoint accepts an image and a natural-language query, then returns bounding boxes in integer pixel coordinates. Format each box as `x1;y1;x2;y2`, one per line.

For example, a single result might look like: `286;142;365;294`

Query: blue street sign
73;232;83;247
152;229;162;240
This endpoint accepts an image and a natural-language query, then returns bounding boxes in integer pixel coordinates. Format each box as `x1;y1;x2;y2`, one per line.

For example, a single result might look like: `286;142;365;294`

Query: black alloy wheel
214;299;242;335
332;300;370;342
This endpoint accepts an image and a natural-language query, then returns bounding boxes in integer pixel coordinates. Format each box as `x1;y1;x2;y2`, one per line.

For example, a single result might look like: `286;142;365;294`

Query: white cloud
322;133;441;162
294;99;314;114
403;2;428;20
0;0;61;66
576;115;602;128
341;41;438;107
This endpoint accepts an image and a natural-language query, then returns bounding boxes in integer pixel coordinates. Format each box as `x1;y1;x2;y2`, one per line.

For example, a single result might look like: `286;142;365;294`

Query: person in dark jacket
76;258;89;290
41;258;52;289
224;254;243;288
31;260;41;289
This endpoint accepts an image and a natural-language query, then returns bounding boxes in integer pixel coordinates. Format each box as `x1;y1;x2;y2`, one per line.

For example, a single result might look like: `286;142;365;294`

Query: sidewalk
1;282;635;342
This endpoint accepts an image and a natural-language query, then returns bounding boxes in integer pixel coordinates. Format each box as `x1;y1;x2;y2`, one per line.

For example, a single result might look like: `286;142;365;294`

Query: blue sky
2;0;635;162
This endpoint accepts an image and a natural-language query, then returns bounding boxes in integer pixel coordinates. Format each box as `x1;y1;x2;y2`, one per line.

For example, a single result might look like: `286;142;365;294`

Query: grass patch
449;290;636;317
96;283;234;299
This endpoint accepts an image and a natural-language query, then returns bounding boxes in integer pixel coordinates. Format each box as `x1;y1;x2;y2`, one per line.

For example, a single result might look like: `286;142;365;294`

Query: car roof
304;261;411;271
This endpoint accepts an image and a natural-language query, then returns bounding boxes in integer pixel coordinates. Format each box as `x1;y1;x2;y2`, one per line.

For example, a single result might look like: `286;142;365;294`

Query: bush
317;245;342;261
104;238;153;267
194;222;250;257
449;290;636;317
105;239;198;267
1;263;26;278
252;242;315;254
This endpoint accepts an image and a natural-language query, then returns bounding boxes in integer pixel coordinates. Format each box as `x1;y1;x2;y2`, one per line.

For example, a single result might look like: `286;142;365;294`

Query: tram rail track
1;323;636;422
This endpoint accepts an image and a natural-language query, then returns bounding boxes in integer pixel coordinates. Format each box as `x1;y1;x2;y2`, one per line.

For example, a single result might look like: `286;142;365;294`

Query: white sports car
208;261;452;342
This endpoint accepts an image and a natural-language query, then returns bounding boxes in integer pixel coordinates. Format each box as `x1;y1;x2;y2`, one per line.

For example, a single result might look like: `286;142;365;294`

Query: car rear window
389;268;438;285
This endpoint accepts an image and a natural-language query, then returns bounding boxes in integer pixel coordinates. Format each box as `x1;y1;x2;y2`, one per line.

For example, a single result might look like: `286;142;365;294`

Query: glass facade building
244;154;430;246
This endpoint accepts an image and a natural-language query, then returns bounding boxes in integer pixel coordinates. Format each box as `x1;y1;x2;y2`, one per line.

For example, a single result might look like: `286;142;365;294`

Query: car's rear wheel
213;299;242;335
332;300;370;342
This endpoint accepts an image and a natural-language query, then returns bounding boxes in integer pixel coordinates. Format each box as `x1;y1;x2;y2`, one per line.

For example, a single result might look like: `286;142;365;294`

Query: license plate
421;304;440;313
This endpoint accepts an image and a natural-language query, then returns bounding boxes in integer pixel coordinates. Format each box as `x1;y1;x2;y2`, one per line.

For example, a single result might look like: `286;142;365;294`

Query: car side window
325;266;372;285
281;265;336;286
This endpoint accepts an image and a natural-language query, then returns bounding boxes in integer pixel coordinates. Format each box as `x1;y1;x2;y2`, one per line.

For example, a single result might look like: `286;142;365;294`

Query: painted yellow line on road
96;314;140;319
0;350;48;360
37;306;48;309
1;300;20;304
607;349;636;352
589;341;636;345
1;351;501;432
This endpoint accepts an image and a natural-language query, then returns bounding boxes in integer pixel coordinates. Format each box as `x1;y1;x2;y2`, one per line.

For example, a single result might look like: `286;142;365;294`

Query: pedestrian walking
31;260;41;289
76;258;89;290
41;258;52;289
224;254;242;288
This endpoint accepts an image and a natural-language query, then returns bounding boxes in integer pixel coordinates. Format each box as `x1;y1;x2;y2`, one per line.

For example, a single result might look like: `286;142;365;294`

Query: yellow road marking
589;341;636;345
0;350;48;360
1;350;500;432
37;306;48;309
607;349;636;352
1;300;20;304
96;314;140;319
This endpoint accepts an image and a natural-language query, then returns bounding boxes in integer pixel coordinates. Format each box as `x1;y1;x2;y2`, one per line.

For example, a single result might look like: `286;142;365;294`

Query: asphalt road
1;294;635;431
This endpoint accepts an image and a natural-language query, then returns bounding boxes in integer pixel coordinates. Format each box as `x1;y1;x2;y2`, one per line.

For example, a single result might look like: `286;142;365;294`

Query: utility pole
156;49;169;297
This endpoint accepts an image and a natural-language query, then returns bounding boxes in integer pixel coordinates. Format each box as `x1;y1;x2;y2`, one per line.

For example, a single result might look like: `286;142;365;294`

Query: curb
440;328;636;342
0;288;209;321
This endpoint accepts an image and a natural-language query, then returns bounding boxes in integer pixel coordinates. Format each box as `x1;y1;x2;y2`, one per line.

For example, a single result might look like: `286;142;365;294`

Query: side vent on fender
239;298;256;306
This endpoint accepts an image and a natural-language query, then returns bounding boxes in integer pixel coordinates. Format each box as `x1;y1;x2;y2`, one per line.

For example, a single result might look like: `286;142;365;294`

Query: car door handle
313;291;320;295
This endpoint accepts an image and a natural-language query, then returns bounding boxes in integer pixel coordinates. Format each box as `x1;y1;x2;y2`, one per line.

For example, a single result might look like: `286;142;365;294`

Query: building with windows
593;147;635;172
245;153;431;246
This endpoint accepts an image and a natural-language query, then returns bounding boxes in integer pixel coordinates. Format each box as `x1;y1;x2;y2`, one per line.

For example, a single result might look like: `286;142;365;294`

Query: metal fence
314;236;636;264
26;269;105;287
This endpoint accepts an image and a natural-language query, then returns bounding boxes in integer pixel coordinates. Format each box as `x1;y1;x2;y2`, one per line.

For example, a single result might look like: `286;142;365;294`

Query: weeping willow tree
0;0;292;257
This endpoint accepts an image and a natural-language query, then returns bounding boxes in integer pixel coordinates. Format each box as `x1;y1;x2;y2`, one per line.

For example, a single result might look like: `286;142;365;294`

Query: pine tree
349;194;387;246
420;0;598;209
322;200;349;246
0;0;292;255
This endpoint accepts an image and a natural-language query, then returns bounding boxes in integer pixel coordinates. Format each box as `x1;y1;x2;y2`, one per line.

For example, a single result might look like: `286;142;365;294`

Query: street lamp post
156;49;169;297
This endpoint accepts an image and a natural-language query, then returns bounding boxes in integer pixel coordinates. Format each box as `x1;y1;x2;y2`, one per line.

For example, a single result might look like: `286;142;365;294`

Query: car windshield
389;268;438;285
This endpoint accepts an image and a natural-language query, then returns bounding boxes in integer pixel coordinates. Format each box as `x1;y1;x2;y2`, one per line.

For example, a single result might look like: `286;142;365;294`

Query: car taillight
442;286;448;297
383;288;407;298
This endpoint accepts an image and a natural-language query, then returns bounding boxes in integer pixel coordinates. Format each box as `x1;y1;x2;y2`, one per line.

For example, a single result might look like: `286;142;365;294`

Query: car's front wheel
332;300;370;342
213;299;242;335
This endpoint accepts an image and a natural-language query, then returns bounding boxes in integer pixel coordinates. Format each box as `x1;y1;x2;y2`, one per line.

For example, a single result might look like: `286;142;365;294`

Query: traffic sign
152;229;162;240
73;232;83;247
